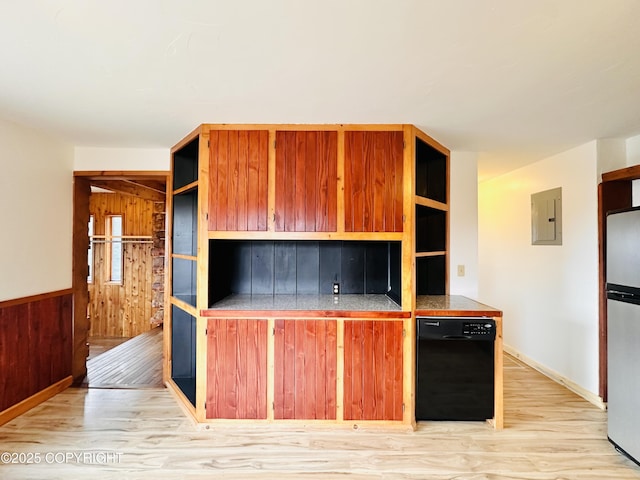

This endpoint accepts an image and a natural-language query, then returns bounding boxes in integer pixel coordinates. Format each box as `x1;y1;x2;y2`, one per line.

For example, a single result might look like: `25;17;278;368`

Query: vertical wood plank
273;319;284;419
336;131;345;233
373;133;386;232
326;319;338;419
227;130;238;230
392;131;404;232
247;131;260;231
326;132;338;232
315;320;326;418
342;320;352;420
373;320;385;420
362;320;375;418
256;130;269;232
294;133;306;232
362;134;373;232
293;320;305;416
236;319;248;419
236;131;249;230
285;133;296;232
303;320;316;418
211;130;220;230
282;318;295;418
216;131;229;231
256;319;268;419
304;132;317;231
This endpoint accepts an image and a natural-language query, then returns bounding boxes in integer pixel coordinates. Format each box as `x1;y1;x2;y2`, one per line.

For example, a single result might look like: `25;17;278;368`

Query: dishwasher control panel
417;317;496;340
462;321;495;336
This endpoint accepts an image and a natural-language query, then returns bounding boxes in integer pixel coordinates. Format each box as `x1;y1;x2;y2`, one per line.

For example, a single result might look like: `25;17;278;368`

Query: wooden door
274;131;338;232
208;130;269;231
344;131;404;232
88;193;155;338
273;319;337;419
343;320;403;421
206;318;268;419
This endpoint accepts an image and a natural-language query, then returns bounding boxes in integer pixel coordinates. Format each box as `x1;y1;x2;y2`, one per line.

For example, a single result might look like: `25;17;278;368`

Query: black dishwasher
415;317;496;421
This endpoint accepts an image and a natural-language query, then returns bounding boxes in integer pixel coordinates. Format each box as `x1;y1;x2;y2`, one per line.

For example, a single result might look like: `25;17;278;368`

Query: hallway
82;327;163;389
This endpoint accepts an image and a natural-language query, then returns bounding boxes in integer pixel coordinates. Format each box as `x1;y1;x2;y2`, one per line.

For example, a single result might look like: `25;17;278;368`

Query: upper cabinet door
208;130;269;231
275;131;338;232
344;131;404;233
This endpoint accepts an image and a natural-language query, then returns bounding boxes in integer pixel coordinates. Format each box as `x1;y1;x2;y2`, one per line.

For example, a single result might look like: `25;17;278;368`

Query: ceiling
2;1;640;181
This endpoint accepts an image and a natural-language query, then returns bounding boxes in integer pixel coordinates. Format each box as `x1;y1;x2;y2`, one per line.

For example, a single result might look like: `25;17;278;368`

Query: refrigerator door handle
608;290;640;305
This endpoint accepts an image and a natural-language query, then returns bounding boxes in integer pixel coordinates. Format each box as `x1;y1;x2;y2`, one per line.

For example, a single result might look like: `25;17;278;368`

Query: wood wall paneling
208;130;269;231
0;292;72;412
275;131;338;232
273;319;337;419
343;320;403;421
344;131;404;232
206;318;268;419
88;193;155;338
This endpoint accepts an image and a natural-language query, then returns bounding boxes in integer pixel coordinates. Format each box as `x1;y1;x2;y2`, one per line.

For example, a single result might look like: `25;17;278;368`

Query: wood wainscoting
0;289;73;425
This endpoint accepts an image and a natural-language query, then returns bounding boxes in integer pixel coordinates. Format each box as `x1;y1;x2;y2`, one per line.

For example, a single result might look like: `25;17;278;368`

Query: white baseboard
503;345;606;411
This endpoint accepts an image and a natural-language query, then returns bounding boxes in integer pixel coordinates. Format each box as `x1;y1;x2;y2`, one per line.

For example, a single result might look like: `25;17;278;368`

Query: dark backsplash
209;240;401;305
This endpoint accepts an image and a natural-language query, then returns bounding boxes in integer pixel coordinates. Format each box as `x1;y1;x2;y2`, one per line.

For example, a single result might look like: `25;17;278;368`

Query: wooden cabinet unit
343;320;404;421
344;130;404;233
206;318;268;419
275;131;338;232
273;319;337;419
166;124;454;429
208;130;269;232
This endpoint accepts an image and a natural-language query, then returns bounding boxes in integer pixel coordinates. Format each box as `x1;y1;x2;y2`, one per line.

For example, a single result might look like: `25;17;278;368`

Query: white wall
74;146;169;171
626;134;640;205
478;141;600;396
0;118;74;301
449;151;479;298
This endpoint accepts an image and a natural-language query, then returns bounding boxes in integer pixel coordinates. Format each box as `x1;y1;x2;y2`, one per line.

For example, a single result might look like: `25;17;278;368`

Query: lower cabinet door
343;320;404;421
273;319;337;419
206;318;268;419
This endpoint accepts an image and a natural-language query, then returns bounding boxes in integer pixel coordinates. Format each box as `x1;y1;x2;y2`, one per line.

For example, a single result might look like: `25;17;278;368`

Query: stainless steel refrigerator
607;206;640;465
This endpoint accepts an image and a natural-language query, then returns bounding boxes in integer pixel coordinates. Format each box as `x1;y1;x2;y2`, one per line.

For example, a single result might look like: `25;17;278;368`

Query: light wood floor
87;336;130;360
1;355;639;479
82;327;163;389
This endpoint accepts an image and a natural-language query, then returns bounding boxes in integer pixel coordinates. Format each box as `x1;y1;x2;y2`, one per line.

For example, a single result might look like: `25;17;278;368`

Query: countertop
415;295;502;317
199;294;501;319
202;294;408;318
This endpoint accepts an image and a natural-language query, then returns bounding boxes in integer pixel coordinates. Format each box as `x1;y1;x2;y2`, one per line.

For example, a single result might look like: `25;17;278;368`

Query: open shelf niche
208;240;402;307
170;135;199;404
414;135;449;295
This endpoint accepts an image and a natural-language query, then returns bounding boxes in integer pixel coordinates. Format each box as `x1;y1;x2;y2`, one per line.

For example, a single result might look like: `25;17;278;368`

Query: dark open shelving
414;133;448;295
415;137;447;203
171;305;196;406
172;137;199;190
172;189;198;257
415;205;446;253
416;256;446;295
171;135;199;308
